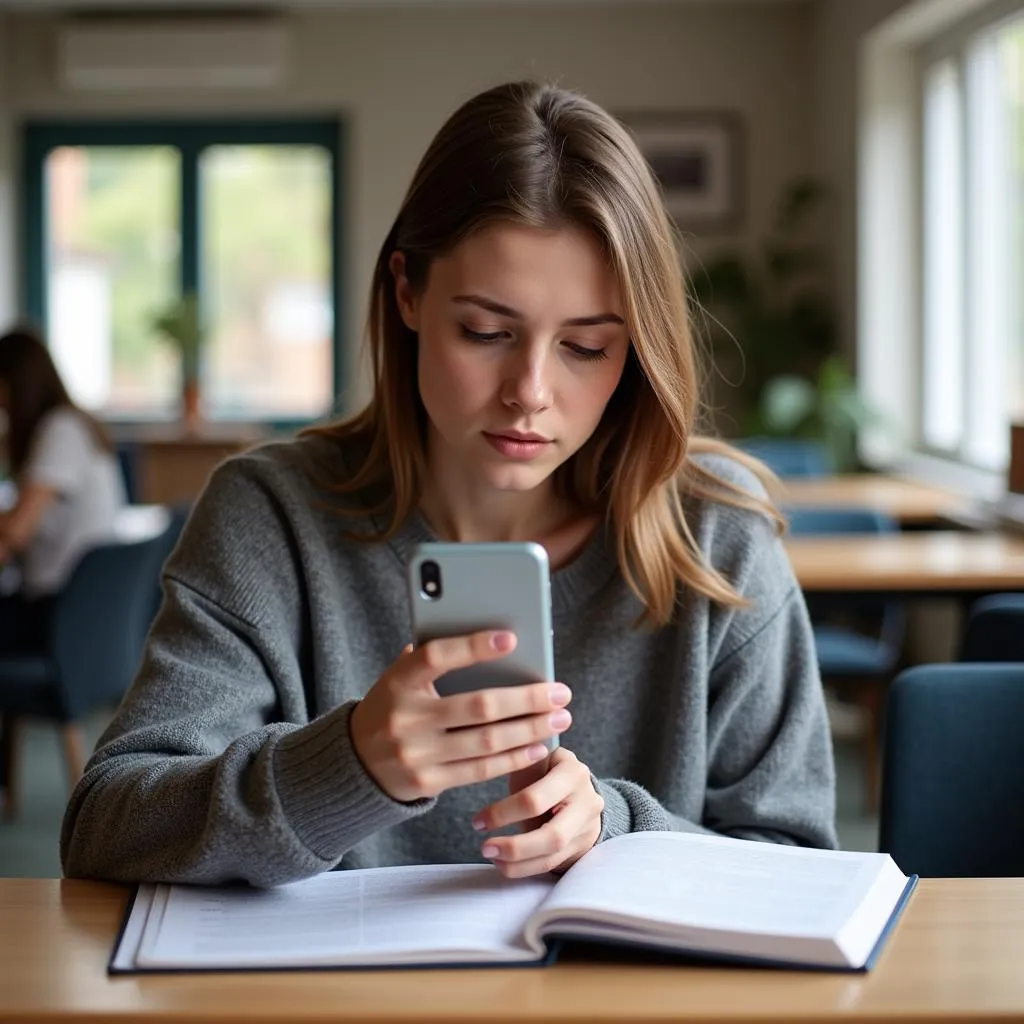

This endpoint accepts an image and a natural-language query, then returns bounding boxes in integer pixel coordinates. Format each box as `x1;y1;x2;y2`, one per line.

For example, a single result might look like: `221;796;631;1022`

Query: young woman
61;81;836;888
0;327;126;649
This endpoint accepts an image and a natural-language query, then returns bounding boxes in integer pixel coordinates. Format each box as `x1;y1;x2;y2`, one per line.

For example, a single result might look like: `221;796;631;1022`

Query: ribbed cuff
593;777;632;843
272;701;435;861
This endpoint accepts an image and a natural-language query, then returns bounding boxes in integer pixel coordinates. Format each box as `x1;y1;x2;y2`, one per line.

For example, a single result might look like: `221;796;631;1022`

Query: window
24;121;340;423
919;12;1023;470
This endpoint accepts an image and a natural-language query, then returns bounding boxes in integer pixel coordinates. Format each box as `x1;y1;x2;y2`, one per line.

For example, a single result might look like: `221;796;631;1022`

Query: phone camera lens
420;560;442;600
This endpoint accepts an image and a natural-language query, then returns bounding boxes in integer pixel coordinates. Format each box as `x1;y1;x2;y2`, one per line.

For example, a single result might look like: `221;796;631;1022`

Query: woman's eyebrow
452;294;624;327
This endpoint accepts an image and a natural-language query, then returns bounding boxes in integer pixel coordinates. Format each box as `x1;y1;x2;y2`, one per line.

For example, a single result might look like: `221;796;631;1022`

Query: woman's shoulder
192;426;381;550
684;444;775;527
166;429;378;619
218;426;369;497
682;442;785;585
23;406;109;478
31;405;92;446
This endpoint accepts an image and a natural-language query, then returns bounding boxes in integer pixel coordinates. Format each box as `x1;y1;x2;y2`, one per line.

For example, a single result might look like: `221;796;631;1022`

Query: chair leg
856;680;887;815
1;714;22;821
60;724;86;792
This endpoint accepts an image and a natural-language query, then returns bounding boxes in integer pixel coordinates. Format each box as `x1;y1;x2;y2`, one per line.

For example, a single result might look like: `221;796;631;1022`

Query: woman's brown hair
305;81;780;625
0;325;113;477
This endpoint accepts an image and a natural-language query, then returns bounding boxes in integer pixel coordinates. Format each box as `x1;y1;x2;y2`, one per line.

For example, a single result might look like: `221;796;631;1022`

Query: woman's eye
565;342;608;362
460;326;506;343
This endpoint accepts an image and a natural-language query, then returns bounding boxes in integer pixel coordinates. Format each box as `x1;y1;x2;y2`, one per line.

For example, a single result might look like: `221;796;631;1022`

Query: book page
528;832;907;968
110;885;158;972
134;864;555;968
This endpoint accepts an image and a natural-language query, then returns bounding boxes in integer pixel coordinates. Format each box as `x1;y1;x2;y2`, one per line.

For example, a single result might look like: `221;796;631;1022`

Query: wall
2;1;816;410
812;0;919;358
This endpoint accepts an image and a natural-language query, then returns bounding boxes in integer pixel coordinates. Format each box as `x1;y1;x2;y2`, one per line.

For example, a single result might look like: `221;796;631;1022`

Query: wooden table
781;475;976;527
786;530;1024;597
2;877;1024;1023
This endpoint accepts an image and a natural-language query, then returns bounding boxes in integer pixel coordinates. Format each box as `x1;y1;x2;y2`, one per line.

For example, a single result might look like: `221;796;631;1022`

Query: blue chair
149;502;191;620
880;663;1024;876
786;506;906;809
115;442;140;504
735;437;831;478
0;523;177;819
959;594;1024;662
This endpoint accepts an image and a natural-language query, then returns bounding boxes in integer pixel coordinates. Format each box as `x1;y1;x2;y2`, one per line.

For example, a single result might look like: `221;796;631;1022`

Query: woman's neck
419;477;562;544
418;461;598;571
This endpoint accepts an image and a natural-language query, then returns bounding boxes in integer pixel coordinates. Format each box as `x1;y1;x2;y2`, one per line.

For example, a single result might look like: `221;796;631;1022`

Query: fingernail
548;683;571;706
549;709;571;730
526;743;548;762
490;631;515;651
481;844;500;859
472;816;486;831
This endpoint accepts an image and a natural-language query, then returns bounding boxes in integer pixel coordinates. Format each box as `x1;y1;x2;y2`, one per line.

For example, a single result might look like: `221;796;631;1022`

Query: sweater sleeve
594;487;838;852
594;585;838;850
60;459;435;887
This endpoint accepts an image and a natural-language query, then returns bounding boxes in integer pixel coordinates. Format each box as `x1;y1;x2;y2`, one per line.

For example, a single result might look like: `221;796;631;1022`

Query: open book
111;831;916;974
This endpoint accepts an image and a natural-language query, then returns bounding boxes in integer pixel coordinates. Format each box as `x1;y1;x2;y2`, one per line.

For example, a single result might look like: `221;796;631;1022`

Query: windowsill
102;416;325;441
108;422;269;444
872;450;1005;502
866;448;1024;531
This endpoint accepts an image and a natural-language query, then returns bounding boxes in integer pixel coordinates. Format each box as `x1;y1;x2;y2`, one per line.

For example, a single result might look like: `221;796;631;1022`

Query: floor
0;711;879;878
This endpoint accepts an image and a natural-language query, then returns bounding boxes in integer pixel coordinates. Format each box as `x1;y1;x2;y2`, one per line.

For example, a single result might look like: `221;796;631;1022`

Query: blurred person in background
0;326;126;652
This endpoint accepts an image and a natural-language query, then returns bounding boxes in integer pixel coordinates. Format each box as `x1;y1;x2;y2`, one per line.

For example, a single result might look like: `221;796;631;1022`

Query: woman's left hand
472;747;604;878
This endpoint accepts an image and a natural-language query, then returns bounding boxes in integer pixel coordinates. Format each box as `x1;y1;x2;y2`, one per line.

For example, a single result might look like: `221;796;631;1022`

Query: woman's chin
479;463;555;493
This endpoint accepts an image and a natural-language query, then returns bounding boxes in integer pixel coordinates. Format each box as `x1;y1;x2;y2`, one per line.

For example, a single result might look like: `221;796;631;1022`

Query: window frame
914;3;1023;469
22;118;344;429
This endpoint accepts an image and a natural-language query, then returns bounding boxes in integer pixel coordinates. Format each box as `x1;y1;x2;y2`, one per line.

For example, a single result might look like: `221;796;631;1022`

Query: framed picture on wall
618;111;745;233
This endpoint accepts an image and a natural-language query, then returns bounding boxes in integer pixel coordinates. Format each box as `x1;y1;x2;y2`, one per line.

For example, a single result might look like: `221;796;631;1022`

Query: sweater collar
385;511;619;615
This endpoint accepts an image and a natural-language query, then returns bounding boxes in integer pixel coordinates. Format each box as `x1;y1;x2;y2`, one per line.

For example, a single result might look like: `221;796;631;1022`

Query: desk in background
2;877;1024;1023
781;475;977;527
786;530;1024;598
117;425;265;506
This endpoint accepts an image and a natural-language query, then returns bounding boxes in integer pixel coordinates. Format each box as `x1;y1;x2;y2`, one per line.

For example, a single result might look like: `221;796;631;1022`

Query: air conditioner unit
58;16;292;92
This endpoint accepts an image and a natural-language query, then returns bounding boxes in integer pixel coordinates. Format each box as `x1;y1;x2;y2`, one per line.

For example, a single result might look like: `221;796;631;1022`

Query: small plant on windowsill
151;292;205;433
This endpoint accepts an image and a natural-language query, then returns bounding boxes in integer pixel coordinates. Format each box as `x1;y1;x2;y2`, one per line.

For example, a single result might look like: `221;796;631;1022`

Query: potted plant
758;356;885;475
688;178;881;471
152;292;204;432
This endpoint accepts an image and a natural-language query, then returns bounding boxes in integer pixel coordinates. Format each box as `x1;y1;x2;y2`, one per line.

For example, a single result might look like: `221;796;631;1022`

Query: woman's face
392;222;630;497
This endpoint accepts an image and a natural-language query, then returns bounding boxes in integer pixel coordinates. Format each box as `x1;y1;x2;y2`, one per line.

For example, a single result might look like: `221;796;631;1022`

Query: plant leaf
774;178;826;234
760;375;817;432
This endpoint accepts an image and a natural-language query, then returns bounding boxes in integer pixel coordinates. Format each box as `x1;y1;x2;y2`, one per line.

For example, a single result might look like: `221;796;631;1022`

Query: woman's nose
501;349;552;414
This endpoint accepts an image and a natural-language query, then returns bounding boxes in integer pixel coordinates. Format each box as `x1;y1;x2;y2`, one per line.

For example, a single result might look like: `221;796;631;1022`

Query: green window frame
22;118;344;429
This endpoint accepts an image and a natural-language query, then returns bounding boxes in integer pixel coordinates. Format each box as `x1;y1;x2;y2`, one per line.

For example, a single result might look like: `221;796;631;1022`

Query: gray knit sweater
61;432;837;886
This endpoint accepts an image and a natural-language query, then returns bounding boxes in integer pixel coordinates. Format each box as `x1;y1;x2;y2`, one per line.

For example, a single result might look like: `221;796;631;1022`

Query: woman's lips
483;432;552;460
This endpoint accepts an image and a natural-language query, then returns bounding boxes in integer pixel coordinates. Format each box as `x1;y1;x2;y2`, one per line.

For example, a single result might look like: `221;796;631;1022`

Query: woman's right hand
348;630;572;803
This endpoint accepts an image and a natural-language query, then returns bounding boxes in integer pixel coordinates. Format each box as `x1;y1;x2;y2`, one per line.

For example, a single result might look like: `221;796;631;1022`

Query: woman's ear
389;251;420;332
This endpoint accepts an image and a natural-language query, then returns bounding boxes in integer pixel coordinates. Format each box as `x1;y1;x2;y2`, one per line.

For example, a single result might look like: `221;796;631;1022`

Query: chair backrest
959;594;1024;662
785;506;905;651
148;503;191;622
115;442;140;504
49;523;178;719
735;437;832;478
784;505;897;537
880;663;1024;877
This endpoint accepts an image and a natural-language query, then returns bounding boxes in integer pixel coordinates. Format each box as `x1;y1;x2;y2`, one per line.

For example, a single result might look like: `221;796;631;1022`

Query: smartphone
406;541;558;749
